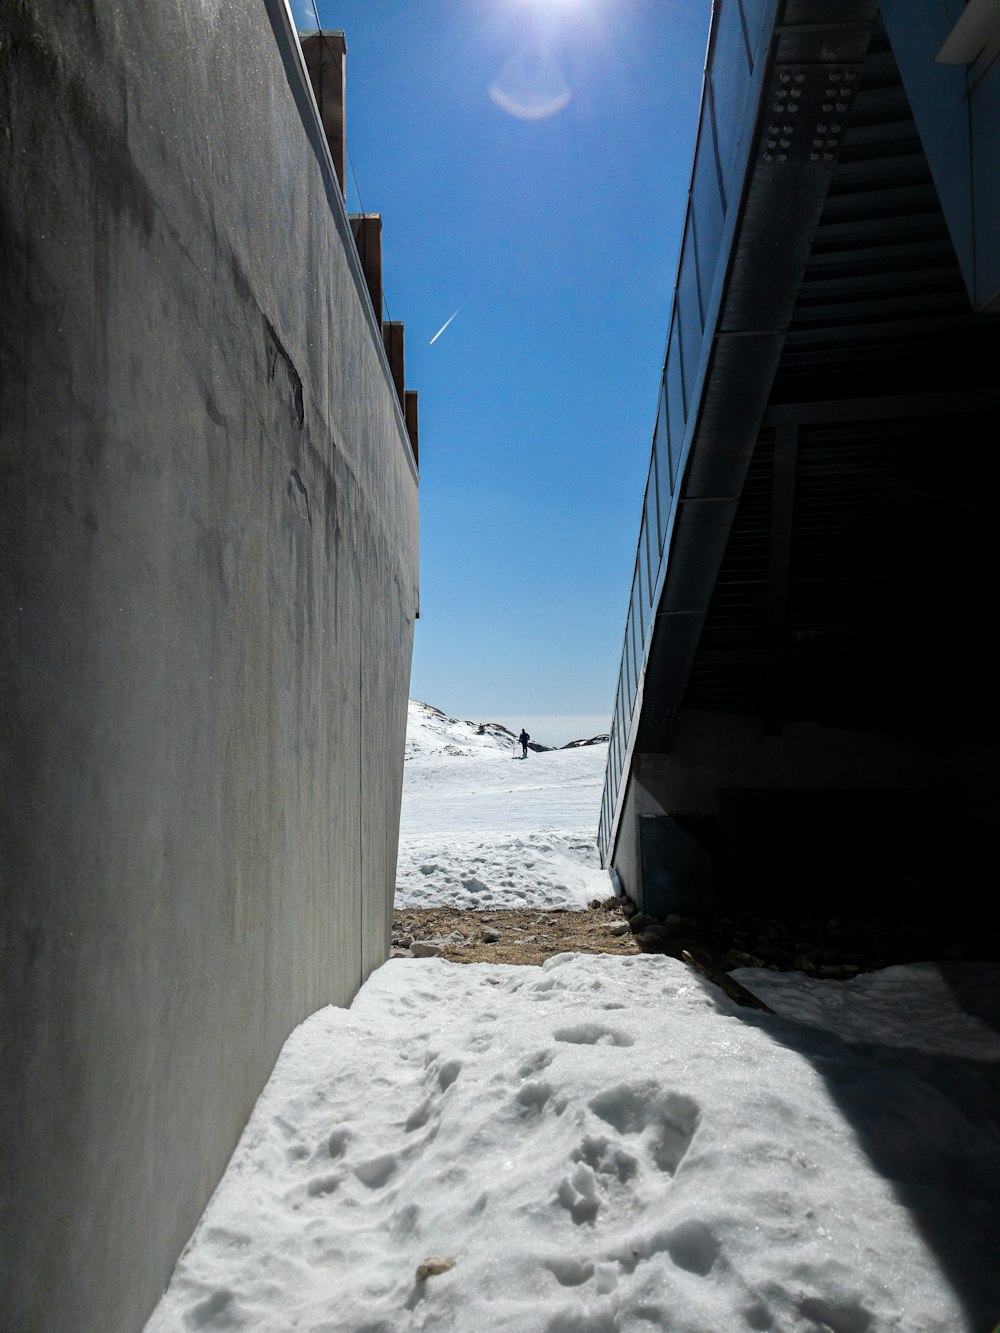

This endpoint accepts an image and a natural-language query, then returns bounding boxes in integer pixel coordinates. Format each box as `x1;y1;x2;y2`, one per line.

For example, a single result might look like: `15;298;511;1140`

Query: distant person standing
518;728;530;758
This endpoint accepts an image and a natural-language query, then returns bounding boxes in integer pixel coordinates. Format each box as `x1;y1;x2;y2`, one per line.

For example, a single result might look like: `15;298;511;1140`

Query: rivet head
779;71;791;83
823;151;834;161
790;88;802;98
774;102;785;112
789;104;799;113
826;87;837;98
810;152;820;161
840;87;852;97
822;103;833;113
831;70;842;80
783;125;794;133
777;153;787;161
836;102;848;112
763;151;774;161
767;138;776;148
780;138;790;148
812;137;823;147
817;123;828;133
826;138;837;147
795;72;806;83
831;123;842;133
769;123;780;133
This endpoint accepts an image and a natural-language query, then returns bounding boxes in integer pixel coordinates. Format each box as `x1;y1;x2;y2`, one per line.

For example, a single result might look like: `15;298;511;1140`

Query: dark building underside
608;13;1000;925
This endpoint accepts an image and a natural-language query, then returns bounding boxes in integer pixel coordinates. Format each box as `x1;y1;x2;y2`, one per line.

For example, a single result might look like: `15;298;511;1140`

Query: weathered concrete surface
613;714;998;920
0;3;417;1330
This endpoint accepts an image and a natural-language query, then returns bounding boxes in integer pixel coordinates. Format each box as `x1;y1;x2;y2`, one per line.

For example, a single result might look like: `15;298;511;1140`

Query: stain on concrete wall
0;2;418;1329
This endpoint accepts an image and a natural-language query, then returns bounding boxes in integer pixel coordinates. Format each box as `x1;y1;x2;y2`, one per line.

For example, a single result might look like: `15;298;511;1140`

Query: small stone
588;899;603;910
726;949;769;969
629;913;656;935
816;963;857;979
411;941;444;958
390;947;412;959
665;913;683;930
633;931;665;950
415;1256;455;1282
396;935;413;949
481;927;501;943
608;921;630;936
642;922;673;942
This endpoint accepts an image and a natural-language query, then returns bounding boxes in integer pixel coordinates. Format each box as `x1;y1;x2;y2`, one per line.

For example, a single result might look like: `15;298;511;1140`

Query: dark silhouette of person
518;729;530;758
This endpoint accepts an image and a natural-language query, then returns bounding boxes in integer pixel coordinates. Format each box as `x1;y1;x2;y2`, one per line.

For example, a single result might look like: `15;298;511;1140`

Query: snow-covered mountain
404;701;521;759
396;701;612;910
404;701;607;758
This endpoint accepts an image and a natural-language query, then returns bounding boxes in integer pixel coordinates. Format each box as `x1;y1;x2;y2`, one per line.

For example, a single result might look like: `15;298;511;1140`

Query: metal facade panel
599;2;1000;867
880;0;1000;311
599;2;882;864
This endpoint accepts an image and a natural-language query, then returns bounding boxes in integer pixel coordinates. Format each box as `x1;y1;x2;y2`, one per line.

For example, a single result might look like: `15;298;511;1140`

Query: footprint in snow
435;1059;462;1091
556;1162;601;1225
353;1153;399;1189
616;1219;721;1277
187;1288;236;1327
553;1022;634;1048
518;1049;555;1078
571;1134;639;1185
516;1079;553;1116
307;1173;339;1197
588;1083;700;1175
325;1127;349;1159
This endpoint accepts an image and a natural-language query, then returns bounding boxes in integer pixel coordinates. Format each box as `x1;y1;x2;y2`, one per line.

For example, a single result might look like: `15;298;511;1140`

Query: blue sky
300;0;711;744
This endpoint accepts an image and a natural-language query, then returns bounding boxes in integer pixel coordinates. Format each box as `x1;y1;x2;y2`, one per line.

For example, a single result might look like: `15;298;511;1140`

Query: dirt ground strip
393;897;1000;976
391;900;637;967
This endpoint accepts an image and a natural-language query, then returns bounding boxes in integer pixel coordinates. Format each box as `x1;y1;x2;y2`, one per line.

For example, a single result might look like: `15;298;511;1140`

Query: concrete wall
0;3;418;1330
613;713;999;920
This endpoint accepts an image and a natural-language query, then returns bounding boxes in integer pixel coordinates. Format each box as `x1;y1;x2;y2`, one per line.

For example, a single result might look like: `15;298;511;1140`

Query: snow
144;702;1000;1332
395;701;611;910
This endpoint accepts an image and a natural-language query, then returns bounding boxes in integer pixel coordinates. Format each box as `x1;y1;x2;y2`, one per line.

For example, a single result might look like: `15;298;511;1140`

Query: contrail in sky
429;309;460;345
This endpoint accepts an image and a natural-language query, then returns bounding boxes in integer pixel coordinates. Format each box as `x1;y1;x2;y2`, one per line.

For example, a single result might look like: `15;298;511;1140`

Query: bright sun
514;0;589;9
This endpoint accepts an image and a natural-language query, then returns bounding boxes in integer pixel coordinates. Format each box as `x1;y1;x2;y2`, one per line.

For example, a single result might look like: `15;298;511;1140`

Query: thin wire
346;141;367;216
346;143;393;324
307;1;394;325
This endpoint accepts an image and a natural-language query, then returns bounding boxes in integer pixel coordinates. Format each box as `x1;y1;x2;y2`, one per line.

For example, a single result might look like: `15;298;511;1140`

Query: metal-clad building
600;0;1000;921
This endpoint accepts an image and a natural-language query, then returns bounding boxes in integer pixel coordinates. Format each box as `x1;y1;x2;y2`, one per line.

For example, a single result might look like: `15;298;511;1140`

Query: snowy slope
395;701;612;910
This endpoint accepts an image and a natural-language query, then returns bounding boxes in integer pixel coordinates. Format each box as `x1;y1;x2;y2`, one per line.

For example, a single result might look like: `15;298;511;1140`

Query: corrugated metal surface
599;6;1000;865
681;22;1000;740
775;30;989;401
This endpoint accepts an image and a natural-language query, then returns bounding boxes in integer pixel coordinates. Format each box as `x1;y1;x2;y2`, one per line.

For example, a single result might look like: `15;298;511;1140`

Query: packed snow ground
395;701;611;911
145;702;1000;1332
145;956;1000;1332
